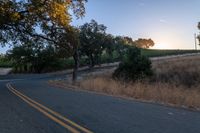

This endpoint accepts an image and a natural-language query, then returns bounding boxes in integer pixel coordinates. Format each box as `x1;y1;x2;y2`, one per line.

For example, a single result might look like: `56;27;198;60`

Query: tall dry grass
152;56;200;87
78;55;200;109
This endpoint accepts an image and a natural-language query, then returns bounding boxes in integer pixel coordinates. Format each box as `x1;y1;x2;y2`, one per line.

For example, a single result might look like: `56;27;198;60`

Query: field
51;55;200;110
141;49;199;57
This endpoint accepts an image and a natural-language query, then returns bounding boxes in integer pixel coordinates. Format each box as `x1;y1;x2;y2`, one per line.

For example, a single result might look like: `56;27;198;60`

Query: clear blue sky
1;0;200;53
72;0;200;49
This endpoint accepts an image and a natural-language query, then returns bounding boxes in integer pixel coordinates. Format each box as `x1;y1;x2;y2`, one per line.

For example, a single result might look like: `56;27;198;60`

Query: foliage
133;38;154;48
112;37;155;49
0;0;87;45
113;47;153;81
7;44;67;73
79;20;108;67
0;54;12;68
113;36;130;59
103;34;115;59
0;0;87;80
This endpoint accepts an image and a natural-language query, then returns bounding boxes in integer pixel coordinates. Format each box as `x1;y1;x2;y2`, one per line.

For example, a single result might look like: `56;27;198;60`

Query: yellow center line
7;86;80;133
6;83;93;133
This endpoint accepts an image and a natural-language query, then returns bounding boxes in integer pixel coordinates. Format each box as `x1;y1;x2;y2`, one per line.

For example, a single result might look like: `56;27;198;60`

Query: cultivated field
141;49;199;57
51;54;200;110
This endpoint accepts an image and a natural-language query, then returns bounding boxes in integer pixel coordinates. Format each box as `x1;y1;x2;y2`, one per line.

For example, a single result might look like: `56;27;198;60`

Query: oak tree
133;38;155;48
0;0;87;81
79;20;107;68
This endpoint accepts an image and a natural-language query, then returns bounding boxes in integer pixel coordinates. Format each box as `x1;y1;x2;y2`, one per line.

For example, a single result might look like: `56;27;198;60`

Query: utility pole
194;33;197;50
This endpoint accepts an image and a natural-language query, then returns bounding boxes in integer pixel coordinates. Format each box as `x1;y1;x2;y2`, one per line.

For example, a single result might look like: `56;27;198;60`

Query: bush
7;45;72;73
0;55;13;68
113;47;153;81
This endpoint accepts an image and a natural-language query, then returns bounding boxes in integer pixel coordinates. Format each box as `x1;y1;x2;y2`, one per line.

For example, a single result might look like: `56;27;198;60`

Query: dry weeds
152;55;200;87
52;55;200;110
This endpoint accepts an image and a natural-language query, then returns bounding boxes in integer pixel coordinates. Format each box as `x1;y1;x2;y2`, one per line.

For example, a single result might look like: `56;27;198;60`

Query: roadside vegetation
50;55;200;110
113;47;153;81
2;46;199;73
3;19;156;73
0;54;12;68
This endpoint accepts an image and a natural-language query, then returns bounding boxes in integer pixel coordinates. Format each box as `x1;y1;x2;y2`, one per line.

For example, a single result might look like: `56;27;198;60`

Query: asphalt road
0;73;200;133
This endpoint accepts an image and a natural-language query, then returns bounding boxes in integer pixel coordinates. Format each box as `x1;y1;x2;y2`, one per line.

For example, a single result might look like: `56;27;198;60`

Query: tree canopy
133;38;155;48
79;19;107;67
0;0;87;81
0;0;87;46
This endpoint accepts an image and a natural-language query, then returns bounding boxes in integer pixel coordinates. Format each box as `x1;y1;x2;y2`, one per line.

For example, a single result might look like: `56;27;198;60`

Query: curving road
0;73;200;133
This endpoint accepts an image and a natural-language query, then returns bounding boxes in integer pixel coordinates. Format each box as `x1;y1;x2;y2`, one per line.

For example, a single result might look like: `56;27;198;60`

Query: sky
72;0;200;49
1;0;200;53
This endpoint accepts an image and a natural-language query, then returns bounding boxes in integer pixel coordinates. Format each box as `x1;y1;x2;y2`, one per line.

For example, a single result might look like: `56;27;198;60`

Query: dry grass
152;55;200;87
51;55;200;110
79;76;200;109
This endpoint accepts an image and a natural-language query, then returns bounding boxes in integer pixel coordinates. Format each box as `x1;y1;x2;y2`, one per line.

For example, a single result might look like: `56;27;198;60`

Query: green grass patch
141;49;200;57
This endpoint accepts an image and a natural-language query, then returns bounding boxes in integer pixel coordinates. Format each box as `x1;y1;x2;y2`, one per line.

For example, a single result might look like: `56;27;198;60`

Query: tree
79;20;107;68
7;40;67;73
133;38;155;48
7;43;34;73
0;0;87;81
123;36;134;45
113;47;153;81
103;34;115;61
197;22;200;44
198;22;200;30
113;36;130;60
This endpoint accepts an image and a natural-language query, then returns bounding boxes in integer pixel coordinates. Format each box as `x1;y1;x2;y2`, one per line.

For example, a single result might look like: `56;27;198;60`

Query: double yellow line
6;83;93;133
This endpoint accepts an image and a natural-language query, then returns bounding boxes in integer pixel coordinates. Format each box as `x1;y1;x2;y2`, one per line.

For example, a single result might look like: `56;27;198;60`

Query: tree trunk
72;48;79;83
89;54;95;69
24;64;28;73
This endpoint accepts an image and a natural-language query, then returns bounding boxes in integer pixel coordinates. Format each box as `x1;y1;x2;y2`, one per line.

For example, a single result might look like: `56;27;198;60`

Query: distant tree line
6;19;154;72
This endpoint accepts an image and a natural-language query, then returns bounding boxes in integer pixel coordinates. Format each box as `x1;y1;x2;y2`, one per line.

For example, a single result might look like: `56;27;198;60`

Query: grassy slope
75;55;200;109
141;49;200;57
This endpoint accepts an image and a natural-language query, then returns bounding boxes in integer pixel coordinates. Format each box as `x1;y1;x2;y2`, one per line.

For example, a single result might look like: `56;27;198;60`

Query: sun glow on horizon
152;43;172;49
152;42;195;50
150;33;186;50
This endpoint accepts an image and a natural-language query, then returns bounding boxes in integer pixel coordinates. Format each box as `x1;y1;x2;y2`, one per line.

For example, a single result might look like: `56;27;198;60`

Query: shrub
0;55;13;68
113;47;153;81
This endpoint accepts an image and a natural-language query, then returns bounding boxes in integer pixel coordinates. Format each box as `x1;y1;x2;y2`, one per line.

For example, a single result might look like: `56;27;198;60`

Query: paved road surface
0;72;200;133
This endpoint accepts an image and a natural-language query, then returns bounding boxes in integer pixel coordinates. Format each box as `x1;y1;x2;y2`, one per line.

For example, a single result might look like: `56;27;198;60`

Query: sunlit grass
51;55;200;110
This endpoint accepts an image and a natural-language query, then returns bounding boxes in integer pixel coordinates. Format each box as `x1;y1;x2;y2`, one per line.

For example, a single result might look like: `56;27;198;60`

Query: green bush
113;47;153;81
0;55;13;68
